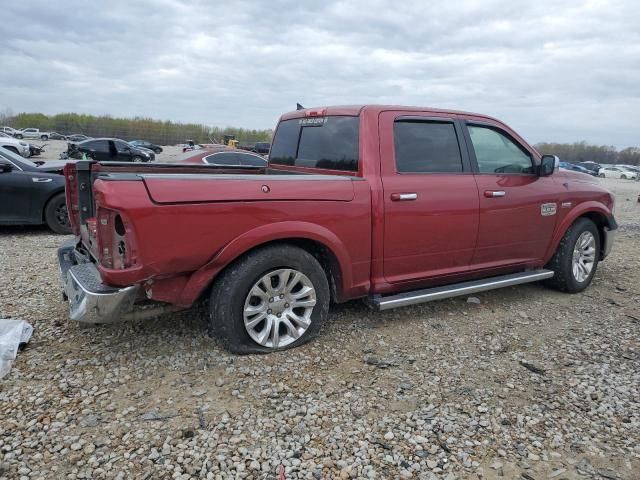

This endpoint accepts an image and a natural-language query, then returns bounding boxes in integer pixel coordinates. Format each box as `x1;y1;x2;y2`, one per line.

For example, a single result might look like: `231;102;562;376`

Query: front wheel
544;218;600;293
209;245;330;354
40;135;48;141
599;173;605;178
15;134;23;139
132;156;143;162
44;193;72;234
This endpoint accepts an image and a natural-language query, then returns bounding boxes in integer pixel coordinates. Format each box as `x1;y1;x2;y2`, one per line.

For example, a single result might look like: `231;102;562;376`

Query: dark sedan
130;140;163;154
0;146;71;233
66;134;92;142
559;161;598;176
68;138;155;162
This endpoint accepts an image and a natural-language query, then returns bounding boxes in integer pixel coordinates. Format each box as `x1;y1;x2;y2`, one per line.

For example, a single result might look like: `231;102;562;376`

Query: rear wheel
544;218;599;293
208;245;330;354
44;193;71;234
132;156;143;162
15;134;23;139
599;173;605;178
40;135;48;141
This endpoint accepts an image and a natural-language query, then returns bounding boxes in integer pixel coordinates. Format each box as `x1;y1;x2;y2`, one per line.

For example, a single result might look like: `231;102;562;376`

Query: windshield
270;116;359;171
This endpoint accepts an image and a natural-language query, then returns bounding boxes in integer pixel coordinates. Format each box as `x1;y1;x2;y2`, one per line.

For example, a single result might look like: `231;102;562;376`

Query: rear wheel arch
206;238;344;304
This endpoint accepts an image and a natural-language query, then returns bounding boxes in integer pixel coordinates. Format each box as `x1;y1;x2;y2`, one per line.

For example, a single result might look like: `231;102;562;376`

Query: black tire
41;135;48;141
208;244;330;354
15;134;23;139
132;156;143;163
599;173;605;178
154;147;162;154
544;218;600;293
44;193;72;234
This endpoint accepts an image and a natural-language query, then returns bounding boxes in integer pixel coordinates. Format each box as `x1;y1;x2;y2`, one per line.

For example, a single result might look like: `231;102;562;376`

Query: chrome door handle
390;193;418;201
32;177;53;183
484;190;506;198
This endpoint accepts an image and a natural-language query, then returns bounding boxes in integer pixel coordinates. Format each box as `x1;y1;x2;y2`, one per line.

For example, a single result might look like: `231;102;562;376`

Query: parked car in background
14;128;51;141
1;126;19;136
177;148;268;167
252;142;271;155
66;134;91;142
0;146;71;233
559;161;597;176
48;132;67;140
68;138;155;162
576;161;602;175
129;140;163;154
0;132;31;157
598;166;638;179
57;104;616;354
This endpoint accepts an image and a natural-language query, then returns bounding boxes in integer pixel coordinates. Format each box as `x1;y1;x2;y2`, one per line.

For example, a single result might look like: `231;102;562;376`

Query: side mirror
539;155;559;177
0;163;13;173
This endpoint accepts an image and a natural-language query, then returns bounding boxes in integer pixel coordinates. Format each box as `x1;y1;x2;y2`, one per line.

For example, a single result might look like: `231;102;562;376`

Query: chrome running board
367;269;554;311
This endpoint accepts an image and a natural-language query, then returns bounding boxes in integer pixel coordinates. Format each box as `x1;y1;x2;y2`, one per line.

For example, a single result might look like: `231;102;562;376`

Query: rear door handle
484;190;506;198
390;193;418;201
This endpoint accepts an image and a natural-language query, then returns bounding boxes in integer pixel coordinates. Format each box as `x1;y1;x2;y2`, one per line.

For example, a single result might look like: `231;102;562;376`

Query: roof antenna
296;103;305;110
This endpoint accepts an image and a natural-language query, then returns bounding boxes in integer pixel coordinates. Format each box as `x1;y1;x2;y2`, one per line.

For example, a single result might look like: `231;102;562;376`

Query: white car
13;128;51;141
0;126;19;136
0;132;30;157
598;166;638;180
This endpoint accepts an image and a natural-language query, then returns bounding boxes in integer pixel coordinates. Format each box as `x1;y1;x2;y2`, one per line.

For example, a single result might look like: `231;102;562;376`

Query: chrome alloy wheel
243;268;317;348
572;231;596;282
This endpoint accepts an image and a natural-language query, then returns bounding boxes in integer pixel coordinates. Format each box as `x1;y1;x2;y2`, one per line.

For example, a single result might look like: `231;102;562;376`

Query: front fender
178;221;355;306
543;201;615;262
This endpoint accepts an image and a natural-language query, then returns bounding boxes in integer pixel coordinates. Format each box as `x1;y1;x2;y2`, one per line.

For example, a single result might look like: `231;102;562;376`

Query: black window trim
392;116;472;174
462;120;536;175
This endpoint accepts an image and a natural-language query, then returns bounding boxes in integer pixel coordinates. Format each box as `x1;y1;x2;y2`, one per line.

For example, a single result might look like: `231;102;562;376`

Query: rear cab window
270;116;359;173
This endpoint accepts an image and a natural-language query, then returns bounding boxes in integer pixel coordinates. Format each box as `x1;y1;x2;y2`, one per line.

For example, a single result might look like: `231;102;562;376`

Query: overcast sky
1;0;639;146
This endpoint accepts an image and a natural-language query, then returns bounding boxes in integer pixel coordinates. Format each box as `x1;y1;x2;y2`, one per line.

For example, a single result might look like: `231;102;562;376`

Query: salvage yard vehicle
67;138;155;162
57;105;617;353
598;166;638;180
0;146;71;233
129;140;163;154
0;132;31;157
66;134;92;142
13;128;51;141
177;148;268;167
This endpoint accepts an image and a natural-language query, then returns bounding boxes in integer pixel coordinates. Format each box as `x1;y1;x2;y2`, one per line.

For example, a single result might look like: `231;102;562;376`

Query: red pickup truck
58;105;617;353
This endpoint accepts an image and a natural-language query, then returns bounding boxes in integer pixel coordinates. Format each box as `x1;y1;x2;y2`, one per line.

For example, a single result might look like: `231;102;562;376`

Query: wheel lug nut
267;309;272;314
279;294;284;299
277;313;281;318
269;297;273;302
284;303;289;308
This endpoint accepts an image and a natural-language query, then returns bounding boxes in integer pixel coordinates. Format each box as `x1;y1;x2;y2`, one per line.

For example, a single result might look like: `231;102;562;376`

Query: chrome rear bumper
58;240;138;324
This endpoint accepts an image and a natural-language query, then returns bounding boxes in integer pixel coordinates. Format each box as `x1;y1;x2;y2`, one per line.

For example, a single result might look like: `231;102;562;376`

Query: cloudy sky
1;0;639;146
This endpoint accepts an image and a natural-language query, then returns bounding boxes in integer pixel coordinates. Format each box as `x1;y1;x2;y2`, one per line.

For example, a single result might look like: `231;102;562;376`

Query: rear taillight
96;208;136;269
63;163;80;235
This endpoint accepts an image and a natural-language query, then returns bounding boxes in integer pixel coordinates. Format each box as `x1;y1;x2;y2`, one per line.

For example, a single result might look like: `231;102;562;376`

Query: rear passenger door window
394;120;463;173
467;125;534;174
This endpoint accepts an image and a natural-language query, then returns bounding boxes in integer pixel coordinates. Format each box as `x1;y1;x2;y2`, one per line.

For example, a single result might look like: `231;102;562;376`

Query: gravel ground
0;178;638;480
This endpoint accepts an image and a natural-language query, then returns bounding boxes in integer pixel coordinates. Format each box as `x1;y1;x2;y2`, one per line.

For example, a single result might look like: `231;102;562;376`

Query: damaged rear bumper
57;239;139;324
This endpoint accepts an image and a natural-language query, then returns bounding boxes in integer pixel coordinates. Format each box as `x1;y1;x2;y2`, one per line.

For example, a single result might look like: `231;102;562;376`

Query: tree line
535;141;640;166
0;111;273;146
